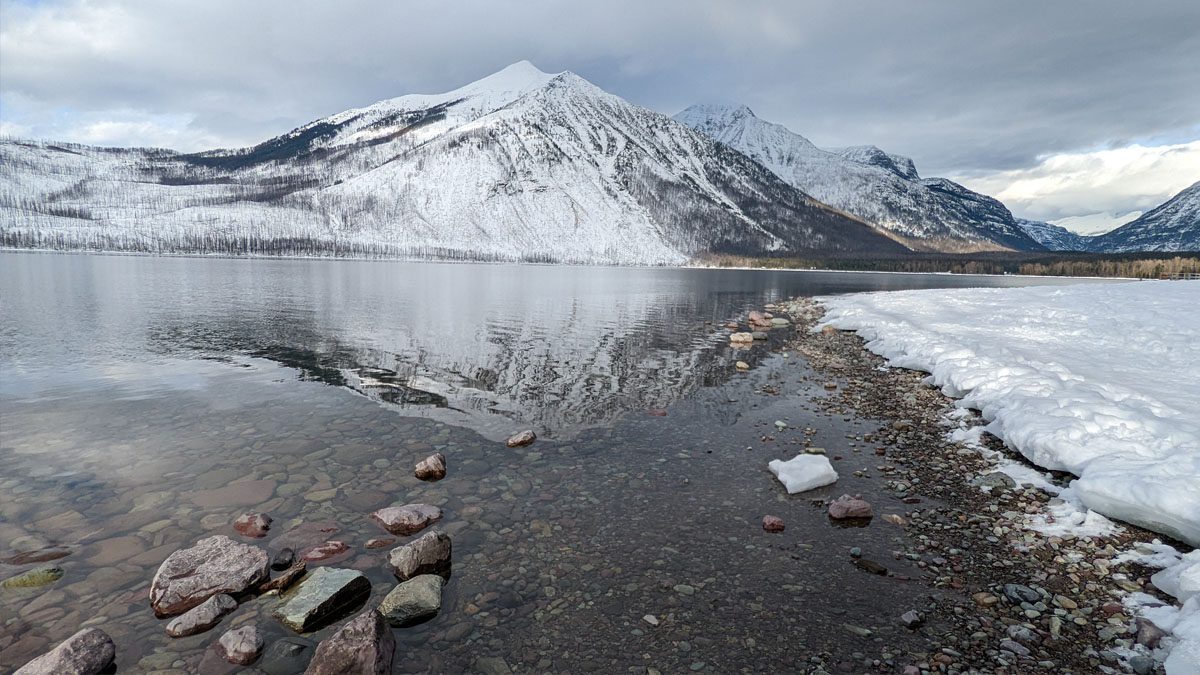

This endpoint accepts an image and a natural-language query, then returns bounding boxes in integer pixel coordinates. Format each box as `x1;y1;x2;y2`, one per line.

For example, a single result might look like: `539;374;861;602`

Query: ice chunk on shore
819;280;1200;547
769;454;838;493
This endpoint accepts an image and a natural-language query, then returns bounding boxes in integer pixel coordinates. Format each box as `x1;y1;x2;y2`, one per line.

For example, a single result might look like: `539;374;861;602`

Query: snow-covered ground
819;280;1199;546
819;280;1200;673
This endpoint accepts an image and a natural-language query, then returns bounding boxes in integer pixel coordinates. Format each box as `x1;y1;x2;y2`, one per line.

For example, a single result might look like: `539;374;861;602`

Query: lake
0;252;1105;673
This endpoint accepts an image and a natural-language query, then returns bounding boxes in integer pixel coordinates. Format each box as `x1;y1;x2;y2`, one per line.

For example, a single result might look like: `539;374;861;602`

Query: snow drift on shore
818;280;1200;548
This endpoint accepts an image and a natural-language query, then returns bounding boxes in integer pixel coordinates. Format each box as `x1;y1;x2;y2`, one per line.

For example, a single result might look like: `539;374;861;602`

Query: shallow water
0;252;1103;673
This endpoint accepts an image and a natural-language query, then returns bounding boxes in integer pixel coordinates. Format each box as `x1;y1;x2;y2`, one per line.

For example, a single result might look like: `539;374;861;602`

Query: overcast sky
2;1;1197;233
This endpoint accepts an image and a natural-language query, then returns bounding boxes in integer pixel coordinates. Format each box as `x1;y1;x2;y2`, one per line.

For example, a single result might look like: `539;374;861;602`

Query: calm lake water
0;252;1103;673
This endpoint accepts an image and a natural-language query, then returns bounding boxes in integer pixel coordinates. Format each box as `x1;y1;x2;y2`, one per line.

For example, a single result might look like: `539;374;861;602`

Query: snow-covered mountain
1014;219;1091;251
1088;182;1200;252
675;104;1045;253
0;61;907;264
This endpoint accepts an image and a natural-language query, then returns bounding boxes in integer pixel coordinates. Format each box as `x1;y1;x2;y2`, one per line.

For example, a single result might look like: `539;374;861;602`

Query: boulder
386;530;451;581
219;625;264;665
378;574;444;626
303;609;394;675
14;628;115;675
149;535;270;617
828;494;874;520
370;504;442;536
165;593;237;637
762;515;785;532
414;453;446;481
505;430;536;447
274;566;371;633
748;311;772;328
234;512;273;538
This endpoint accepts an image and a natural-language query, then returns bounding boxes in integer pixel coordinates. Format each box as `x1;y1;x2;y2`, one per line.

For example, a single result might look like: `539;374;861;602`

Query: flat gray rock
378;574;443;626
303;609;394;675
165;593;237;637
386;530;451;581
150;534;269;617
219;624;264;665
14;628;115;675
370;504;442;536
274;566;370;633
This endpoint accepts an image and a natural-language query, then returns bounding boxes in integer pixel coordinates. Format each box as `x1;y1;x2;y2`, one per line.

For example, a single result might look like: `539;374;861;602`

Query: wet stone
219;625;264;665
1;565;63;589
827;494;873;520
762;515;785;532
273;566;371;633
304;609;395;675
260;637;316;675
370;504;442;536
379;574;444;626
233;512;272;538
271;547;295;571
149;534;270;617
414;453;446;481
13;627;115;675
386;530;452;581
1002;583;1041;604
164;593;237;637
1;546;71;565
505;430;537;447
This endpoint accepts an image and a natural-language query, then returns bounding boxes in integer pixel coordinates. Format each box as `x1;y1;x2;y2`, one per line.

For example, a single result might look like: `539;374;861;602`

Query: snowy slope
1014;218;1093;251
0;62;907;264
675;104;1045;252
819;281;1200;547
1090;182;1200;253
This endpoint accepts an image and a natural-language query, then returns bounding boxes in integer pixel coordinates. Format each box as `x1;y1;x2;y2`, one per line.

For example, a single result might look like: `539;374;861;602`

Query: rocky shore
774;296;1191;674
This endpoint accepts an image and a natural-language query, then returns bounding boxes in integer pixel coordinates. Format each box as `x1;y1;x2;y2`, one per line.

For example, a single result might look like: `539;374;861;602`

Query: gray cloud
2;0;1198;219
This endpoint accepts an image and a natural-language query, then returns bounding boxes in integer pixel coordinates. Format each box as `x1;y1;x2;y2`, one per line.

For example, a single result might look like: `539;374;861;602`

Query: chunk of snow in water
819;281;1200;547
768;454;838;494
1116;543;1200;673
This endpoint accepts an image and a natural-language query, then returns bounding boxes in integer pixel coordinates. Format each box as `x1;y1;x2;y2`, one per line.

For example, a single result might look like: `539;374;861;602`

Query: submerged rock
1;546;71;565
378;574;444;626
505;430;537;447
370;504;442;536
165;593;237;637
301;541;351;564
414;453;446;481
219;625;264;665
762;515;785;532
234;512;273;538
150;534;270;617
272;547;296;571
274;566;371;633
14;627;115;675
828;494;874;520
386;530;452;581
1;565;63;589
304;609;395;675
261;637;316;675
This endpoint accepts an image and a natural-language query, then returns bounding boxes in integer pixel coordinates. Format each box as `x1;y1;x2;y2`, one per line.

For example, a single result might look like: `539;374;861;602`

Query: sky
1;1;1197;234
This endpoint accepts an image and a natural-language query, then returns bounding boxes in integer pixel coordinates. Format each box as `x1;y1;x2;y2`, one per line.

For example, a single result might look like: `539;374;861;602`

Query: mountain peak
675;103;756;129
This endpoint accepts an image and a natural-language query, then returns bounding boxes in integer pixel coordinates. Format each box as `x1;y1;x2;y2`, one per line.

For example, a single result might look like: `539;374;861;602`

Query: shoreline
778;296;1190;674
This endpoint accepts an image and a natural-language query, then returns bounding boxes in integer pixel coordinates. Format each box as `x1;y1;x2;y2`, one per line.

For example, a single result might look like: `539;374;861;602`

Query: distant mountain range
1014;182;1199;253
1;61;1195;262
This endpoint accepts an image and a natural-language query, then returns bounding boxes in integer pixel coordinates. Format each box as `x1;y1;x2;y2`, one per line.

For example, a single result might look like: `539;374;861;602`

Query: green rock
378;574;443;626
2;565;64;589
273;567;370;632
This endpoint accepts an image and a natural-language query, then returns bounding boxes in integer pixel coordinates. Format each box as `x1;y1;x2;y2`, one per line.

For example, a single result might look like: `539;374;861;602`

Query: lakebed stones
304;609;395;675
370;504;443;536
505;430;537;447
165;593;237;637
378;574;444;626
219;624;265;665
414;453;446;481
274;566;371;632
386;530;452;581
261;637;316;675
1;565;63;589
14;627;115;675
301;541;351;564
150;534;270;617
1;546;71;565
234;512;273;538
762;515;785;532
828;494;874;520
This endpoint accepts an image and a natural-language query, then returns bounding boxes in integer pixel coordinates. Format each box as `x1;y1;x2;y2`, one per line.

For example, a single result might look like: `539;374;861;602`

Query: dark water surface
0;252;1103;673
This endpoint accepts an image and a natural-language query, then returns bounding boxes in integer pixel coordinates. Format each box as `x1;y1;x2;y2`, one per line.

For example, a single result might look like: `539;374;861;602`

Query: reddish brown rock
505;430;536;447
828;494;874;520
365;538;396;550
14;627;115;675
271;520;341;556
370;505;442;536
233;512;273;538
301;541;351;564
762;515;785;532
647;409;668;417
414;453;446;481
748;310;772;328
303;609;394;675
1;546;71;565
257;560;307;593
149;535;270;617
219;625;264;665
386;530;451;581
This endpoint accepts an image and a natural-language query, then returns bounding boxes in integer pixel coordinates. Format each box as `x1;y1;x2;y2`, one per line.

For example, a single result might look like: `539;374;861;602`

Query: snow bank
769;454;839;493
819;281;1200;547
1121;544;1200;673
